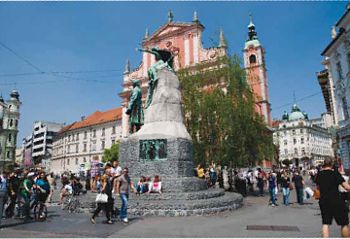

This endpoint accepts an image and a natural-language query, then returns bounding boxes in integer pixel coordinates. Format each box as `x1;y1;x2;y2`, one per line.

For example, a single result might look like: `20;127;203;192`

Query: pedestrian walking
115;167;136;223
256;168;265;196
316;157;350;238
5;169;20;218
90;168;114;225
47;172;56;203
20;172;35;220
281;173;291;206
0;170;9;221
268;172;278;206
292;171;304;205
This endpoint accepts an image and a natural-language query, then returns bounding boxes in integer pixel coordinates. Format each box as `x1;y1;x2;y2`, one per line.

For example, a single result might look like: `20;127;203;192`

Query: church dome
288;104;306;121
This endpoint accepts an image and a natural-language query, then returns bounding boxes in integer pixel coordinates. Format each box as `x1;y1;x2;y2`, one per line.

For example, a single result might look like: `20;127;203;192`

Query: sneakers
122;218;128;223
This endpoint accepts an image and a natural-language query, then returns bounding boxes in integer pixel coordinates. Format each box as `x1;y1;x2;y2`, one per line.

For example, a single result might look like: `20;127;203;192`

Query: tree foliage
178;55;274;168
102;143;120;163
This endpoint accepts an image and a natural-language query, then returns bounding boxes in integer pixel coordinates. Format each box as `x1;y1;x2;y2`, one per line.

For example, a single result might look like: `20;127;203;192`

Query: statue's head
151;47;162;61
132;79;140;87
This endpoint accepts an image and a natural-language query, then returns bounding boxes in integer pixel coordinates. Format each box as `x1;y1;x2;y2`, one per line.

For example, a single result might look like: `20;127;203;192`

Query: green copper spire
247;13;258;41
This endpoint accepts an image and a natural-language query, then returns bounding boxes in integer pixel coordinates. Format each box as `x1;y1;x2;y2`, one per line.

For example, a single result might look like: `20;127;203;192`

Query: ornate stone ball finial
168;10;174;23
144;28;149;39
331;26;337;39
124;59;130;74
219;28;227;48
193;11;199;22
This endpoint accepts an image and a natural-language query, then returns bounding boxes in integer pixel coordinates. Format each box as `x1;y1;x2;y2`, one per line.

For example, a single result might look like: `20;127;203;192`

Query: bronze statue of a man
137;47;174;108
126;79;144;134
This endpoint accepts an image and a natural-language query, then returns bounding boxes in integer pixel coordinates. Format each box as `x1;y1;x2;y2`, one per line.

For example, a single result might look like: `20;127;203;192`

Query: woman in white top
149;175;162;194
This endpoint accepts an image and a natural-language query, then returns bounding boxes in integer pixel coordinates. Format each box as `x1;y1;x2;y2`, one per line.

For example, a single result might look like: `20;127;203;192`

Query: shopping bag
95;193;108;203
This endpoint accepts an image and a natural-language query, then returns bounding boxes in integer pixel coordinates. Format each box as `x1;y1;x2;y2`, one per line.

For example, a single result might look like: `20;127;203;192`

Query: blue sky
0;1;347;145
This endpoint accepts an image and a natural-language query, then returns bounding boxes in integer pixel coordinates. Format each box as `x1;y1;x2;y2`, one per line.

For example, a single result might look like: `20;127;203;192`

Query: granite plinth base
119;137;207;192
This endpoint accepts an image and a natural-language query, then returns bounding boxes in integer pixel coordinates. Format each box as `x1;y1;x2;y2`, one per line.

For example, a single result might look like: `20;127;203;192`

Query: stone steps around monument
129;188;225;201
128;192;243;217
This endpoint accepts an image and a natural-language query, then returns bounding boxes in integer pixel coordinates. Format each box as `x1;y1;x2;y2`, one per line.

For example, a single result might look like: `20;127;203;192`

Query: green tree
178;55;274;168
102;142;120;163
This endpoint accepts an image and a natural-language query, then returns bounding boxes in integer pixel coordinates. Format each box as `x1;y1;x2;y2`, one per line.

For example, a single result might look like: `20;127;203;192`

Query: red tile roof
59;107;122;134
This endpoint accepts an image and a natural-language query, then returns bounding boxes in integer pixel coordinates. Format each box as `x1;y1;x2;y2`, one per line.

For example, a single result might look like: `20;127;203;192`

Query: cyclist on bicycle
34;172;50;218
60;180;73;206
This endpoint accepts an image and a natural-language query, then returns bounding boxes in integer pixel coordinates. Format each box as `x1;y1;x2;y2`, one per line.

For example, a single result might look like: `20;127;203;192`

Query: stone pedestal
119;67;243;216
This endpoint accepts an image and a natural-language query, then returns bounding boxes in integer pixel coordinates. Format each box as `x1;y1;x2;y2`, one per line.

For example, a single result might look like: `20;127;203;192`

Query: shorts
319;201;349;226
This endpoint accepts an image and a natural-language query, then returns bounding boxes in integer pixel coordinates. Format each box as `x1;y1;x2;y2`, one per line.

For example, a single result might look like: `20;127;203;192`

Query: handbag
95;193;108;203
289;184;294;190
313;188;320;200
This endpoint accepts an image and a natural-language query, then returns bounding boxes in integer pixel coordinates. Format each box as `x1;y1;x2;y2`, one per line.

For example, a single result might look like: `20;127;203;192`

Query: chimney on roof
81;116;85;121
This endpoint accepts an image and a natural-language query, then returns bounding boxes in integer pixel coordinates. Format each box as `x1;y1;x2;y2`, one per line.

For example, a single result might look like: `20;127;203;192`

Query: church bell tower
243;15;272;126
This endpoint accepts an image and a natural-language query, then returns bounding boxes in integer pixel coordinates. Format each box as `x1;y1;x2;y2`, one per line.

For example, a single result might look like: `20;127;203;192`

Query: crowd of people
2;156;350;237
0;168;54;221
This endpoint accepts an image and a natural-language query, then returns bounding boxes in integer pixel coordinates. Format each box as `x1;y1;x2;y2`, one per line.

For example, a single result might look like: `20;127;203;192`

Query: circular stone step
128;192;243;216
130;188;225;201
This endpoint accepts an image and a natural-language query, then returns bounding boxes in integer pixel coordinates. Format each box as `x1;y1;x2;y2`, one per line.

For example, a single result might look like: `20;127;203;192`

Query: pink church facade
119;12;272;137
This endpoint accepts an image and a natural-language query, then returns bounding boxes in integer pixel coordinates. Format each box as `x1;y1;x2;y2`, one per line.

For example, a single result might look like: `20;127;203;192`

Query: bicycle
32;189;48;221
62;194;82;213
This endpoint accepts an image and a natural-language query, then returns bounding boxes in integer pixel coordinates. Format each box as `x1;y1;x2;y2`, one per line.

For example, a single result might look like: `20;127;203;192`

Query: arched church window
10;119;13;127
249;54;257;64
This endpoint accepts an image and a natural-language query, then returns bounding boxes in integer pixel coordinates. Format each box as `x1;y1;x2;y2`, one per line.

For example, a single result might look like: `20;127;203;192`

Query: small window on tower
249;54;257;64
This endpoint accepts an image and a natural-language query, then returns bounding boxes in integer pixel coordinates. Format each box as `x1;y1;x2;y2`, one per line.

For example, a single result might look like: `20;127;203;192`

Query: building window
293;138;297;144
68;145;71;153
102;128;105;136
84;131;87;139
292;130;296;135
8;133;12;142
76;133;79;141
69;135;71;142
294;148;298;154
112;126;116;135
83;157;87;163
67;158;70;165
300;129;303;134
83;143;87;152
249;54;257;64
75;158;78;165
336;61;343;79
112;139;115;145
9;119;13;127
76;144;78;153
101;140;105;150
284;149;288;155
6;151;10;158
284;140;287;145
342;97;349;120
302;148;305;155
93;130;96;138
301;138;304;144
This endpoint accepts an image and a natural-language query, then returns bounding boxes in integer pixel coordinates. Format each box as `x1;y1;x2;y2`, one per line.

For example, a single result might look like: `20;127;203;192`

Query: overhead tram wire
273;91;322;110
0;41;43;73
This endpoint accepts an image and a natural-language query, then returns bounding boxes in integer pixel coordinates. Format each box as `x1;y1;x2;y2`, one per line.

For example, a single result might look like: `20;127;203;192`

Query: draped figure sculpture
126;79;144;134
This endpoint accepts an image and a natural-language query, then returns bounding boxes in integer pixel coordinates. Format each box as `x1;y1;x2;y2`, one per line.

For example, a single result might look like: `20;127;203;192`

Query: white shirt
64;184;73;194
112;166;122;176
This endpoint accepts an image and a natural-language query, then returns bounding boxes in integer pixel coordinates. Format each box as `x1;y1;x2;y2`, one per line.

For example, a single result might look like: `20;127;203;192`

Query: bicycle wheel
33;204;39;220
39;204;48;221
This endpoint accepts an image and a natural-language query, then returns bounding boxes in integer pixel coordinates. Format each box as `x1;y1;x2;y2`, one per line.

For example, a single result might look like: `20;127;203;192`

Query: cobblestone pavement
0;185;345;238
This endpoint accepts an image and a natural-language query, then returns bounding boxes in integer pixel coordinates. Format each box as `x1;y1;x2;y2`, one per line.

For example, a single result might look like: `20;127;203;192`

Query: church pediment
146;22;200;42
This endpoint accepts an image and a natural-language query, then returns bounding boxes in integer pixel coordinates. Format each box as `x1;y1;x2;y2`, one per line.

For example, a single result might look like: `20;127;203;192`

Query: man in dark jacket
5;169;20;218
292;171;304;205
316;157;350;238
